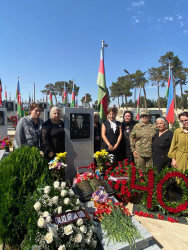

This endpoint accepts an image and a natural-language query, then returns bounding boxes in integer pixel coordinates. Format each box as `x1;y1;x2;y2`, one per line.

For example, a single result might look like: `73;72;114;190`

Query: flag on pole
76;96;79;108
166;65;171;97
166;66;174;124
71;81;75;107
43;96;44;102
49;87;53;109
63;82;67;105
136;86;141;121
16;77;24;117
97;40;108;123
0;78;2;106
5;86;7;100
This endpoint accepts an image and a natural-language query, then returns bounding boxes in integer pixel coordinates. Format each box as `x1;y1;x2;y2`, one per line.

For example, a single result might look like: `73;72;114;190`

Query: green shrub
0;146;52;247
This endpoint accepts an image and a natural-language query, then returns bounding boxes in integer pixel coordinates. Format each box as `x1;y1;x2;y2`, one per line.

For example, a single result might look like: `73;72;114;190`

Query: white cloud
126;8;131;11
180;22;184;27
183;30;188;33
135;19;140;23
164;16;173;21
177;14;183;20
132;1;145;7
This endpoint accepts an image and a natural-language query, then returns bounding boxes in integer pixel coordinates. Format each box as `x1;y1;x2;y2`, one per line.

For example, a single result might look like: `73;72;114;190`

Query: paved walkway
126;203;188;250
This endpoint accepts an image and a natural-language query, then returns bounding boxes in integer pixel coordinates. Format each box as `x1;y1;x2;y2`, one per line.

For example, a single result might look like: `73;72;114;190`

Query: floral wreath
21;181;97;250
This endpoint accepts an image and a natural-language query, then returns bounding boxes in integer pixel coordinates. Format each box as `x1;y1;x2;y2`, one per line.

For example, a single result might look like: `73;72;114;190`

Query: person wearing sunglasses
13;103;43;149
168;112;188;172
129;109;157;171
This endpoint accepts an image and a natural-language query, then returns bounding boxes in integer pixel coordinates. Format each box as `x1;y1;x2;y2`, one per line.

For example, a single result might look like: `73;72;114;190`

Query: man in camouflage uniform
130;109;157;171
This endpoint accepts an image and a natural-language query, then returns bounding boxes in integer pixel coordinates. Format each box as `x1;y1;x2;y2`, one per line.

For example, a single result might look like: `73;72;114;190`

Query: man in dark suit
70;115;90;139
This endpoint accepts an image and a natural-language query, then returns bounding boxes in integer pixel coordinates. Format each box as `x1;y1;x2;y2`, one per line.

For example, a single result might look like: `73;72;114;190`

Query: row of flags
0;42;174;123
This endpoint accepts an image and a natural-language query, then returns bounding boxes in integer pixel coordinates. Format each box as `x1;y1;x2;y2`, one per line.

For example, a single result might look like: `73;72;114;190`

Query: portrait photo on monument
6;101;14;111
70;113;90;139
0;111;5;126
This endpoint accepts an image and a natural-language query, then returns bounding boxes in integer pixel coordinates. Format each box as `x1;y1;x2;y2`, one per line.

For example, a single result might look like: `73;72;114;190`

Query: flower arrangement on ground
92;186;109;207
93;149;114;175
21;181;97;250
94;199;141;246
48;152;67;181
0;137;12;150
73;172;94;184
104;159;135;201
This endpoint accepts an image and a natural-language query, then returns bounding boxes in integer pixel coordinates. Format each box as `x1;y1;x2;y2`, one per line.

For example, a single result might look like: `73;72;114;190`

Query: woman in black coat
101;108;122;162
152;117;173;173
121;111;138;163
41;107;65;161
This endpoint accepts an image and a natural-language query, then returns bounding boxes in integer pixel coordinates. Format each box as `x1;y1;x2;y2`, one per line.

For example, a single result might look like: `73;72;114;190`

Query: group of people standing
94;107;188;174
14;103;65;161
13;103;188;175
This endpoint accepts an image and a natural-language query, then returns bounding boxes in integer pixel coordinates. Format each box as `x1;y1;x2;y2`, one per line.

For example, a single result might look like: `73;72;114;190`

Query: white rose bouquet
21;181;97;250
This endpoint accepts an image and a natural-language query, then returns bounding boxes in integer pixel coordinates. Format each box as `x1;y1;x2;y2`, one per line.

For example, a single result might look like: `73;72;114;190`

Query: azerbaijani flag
63;82;67;105
5;86;7;100
0;78;2;106
136;86;141;120
49;87;53;109
97;41;108;123
166;67;174;124
16;77;23;116
75;96;78;108
71;81;75;107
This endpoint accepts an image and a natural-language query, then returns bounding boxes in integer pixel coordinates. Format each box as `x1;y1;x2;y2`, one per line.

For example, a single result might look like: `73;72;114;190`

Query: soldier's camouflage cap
140;109;150;116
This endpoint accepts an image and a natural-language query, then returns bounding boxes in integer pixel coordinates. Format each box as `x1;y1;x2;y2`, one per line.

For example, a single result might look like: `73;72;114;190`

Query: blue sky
0;0;188;106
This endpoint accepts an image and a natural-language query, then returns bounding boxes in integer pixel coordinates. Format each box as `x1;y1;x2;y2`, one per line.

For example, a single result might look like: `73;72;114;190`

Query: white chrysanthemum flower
37;217;46;228
75;199;80;205
64;224;73;235
69;189;74;196
43;211;49;217
52;196;59;204
46;216;52;223
44;232;53;244
76;218;83;226
74;233;82;243
64;197;70;205
58;245;66;250
44;186;51;194
61;182;66;188
34;201;41;211
31;245;41;250
84;237;91;244
80;225;87;233
91;239;97;248
53;181;60;189
61;190;67;197
58;206;62;214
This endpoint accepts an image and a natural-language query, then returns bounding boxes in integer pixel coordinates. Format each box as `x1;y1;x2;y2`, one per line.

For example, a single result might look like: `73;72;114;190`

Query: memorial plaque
0;108;7;138
0;111;4;125
149;110;163;124
40;102;48;111
70;113;90;139
64;108;94;183
44;109;50;121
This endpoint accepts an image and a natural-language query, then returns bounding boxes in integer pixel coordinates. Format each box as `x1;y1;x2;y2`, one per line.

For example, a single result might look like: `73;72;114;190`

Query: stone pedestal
64;108;94;182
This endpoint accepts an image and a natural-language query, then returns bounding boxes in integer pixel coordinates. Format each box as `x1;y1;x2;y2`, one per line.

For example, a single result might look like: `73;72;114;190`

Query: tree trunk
157;84;160;110
142;86;147;109
118;97;120;108
180;83;184;111
124;95;128;110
